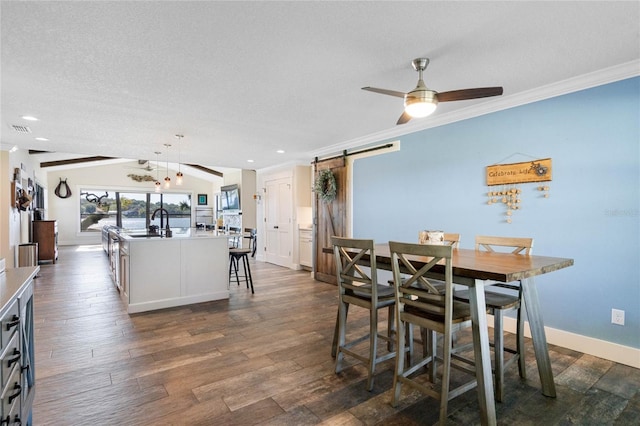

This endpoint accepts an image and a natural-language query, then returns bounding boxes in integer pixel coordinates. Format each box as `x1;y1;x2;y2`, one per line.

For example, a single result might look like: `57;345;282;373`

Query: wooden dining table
324;244;574;425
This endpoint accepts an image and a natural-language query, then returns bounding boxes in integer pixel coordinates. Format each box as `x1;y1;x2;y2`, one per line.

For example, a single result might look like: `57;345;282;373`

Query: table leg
521;277;556;397
468;280;497;426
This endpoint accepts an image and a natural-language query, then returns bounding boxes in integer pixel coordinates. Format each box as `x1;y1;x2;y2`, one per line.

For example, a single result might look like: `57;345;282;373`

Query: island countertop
119;227;233;241
0;266;39;313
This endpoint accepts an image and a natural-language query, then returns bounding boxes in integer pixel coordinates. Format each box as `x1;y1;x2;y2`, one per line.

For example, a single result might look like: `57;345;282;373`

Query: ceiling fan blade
396;111;412;125
437;87;503;102
362;86;406;98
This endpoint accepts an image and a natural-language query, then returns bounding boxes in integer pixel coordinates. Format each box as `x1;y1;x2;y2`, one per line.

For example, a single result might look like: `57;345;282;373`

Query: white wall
0;151;11;266
240;169;257;229
221;169;257;230
1;148;43;267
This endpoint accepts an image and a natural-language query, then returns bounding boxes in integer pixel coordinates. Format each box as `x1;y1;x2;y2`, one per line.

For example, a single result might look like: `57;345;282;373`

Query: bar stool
331;236;400;391
454;235;533;402
244;228;257;257
389;241;476;425
229;248;254;294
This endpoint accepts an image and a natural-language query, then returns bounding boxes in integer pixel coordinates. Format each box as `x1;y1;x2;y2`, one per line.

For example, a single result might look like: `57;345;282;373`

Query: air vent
11;124;32;133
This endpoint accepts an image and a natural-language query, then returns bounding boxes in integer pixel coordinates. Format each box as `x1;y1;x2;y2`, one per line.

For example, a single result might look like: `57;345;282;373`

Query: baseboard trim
494;315;640;369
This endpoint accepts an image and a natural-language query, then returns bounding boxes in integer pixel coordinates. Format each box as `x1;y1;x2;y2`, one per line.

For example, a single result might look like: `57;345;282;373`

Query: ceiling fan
362;58;503;125
125;160;157;172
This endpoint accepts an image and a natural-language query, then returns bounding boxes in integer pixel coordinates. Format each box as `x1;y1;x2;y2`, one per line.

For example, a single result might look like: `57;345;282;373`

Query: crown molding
310;60;640;160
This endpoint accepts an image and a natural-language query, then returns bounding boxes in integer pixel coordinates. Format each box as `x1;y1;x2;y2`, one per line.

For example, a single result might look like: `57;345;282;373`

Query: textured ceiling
1;1;639;171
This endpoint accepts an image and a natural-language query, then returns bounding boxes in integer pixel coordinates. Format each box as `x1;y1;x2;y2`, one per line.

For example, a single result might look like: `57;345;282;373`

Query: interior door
265;177;292;267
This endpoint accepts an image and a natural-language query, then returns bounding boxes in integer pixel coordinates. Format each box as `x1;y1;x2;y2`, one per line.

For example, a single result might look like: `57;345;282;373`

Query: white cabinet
182;238;228;296
129;239;182;305
299;229;312;268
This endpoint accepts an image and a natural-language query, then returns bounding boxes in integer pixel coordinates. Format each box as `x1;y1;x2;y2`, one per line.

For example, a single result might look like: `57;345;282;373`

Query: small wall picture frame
197;194;208;206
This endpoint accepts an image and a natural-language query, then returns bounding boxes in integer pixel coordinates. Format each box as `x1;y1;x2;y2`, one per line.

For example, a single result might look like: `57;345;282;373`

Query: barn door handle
7;349;20;368
8;384;21;404
273;226;279;229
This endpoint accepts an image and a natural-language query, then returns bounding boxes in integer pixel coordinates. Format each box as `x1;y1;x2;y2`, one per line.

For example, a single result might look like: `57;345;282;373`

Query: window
149;193;192;230
80;190;191;232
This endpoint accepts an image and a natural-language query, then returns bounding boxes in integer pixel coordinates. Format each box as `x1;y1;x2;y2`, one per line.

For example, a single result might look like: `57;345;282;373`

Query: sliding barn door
314;157;347;284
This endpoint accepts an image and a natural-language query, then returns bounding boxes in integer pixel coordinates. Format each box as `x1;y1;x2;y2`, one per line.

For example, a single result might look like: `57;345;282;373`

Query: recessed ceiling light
21;115;39;121
35;137;49;141
247;159;254;163
276;150;285;154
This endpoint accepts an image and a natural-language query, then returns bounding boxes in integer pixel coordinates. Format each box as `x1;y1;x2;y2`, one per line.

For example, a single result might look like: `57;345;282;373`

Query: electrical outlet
611;309;625;326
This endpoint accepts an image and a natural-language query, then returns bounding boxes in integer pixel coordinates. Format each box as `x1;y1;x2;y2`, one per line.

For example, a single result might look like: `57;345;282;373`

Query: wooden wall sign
486;158;552;186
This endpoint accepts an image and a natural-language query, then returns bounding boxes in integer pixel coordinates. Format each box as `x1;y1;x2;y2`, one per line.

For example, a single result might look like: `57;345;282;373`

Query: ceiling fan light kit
363;57;503;125
404;58;438;118
404;92;438;118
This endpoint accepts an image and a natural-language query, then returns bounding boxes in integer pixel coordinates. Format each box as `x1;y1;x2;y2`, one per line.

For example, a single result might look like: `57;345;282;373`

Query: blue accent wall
352;77;640;348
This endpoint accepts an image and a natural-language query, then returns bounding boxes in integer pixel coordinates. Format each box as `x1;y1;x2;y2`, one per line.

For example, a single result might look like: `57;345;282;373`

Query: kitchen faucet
151;208;172;238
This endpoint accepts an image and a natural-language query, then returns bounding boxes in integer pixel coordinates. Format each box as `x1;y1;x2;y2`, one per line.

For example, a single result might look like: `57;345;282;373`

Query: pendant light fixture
154;151;162;192
163;143;171;188
175;134;184;185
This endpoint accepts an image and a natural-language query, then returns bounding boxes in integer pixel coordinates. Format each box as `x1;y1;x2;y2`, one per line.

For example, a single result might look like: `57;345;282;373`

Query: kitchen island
118;228;230;313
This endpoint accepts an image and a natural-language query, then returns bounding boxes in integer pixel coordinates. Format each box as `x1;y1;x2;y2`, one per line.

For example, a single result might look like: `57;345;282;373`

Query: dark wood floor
32;245;639;425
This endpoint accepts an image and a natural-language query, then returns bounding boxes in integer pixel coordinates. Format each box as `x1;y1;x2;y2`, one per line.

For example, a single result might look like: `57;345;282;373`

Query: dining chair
454;235;533;402
389;241;476;424
443;233;460;248
417;233;460;354
331;236;398;391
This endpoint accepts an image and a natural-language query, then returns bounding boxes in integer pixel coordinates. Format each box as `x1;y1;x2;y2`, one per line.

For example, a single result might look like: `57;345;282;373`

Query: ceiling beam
40;156;116;168
38;156;224;178
185;163;224;178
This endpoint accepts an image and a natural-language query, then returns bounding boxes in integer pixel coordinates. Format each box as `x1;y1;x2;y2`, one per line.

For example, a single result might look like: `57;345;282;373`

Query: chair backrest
243;228;257;250
443;233;460;248
475;235;533;255
331;236;379;298
389;241;453;318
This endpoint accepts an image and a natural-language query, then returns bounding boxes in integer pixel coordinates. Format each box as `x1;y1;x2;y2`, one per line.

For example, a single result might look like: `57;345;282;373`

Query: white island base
119;230;229;313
